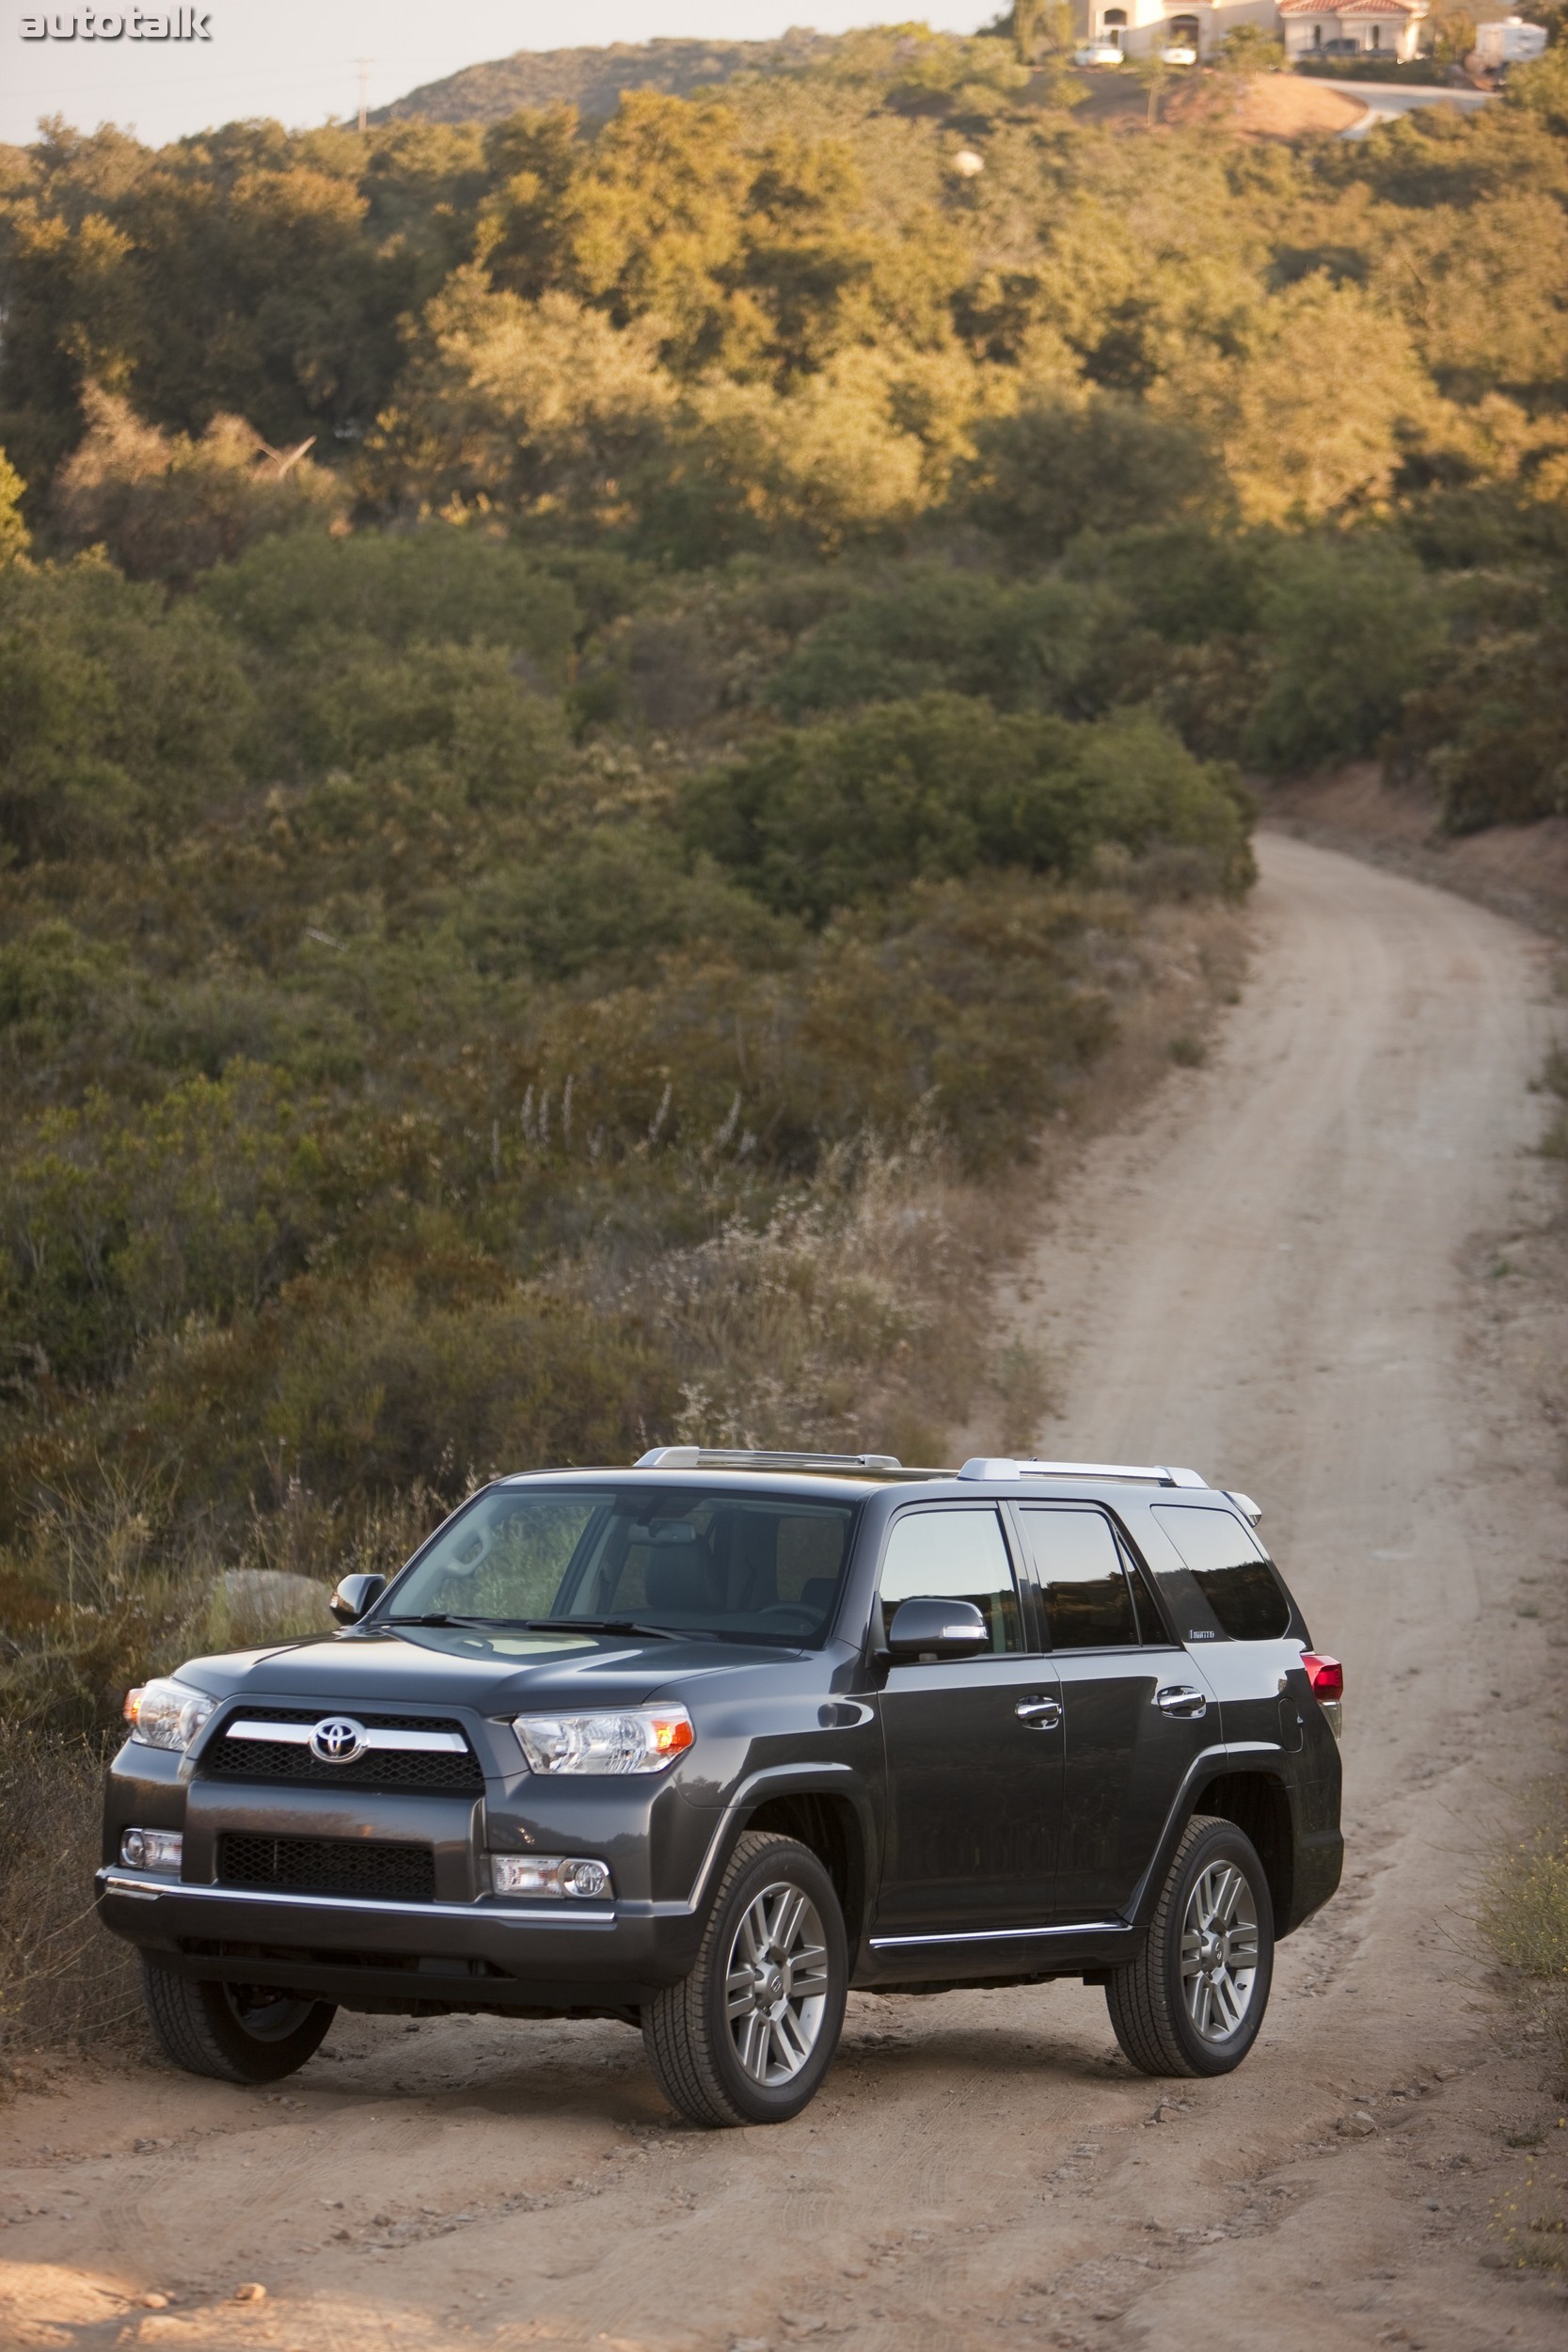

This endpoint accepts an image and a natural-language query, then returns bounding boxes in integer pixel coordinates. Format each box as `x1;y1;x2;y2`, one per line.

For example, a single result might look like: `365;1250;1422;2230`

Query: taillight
1302;1653;1342;1701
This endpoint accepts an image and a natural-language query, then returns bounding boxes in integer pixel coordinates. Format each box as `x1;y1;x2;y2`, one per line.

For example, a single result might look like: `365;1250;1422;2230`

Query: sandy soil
1069;70;1364;139
4;831;1567;2351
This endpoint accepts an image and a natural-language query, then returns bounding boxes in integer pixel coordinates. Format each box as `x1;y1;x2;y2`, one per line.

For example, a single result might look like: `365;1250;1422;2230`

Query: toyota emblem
309;1715;366;1765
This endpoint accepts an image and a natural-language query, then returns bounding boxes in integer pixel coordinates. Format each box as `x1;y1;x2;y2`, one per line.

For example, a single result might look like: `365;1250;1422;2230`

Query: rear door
1012;1505;1214;1924
874;1504;1063;1938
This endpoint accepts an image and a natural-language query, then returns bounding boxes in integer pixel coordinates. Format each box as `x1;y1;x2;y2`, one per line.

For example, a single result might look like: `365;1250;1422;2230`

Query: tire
1105;1813;1274;2078
140;1955;335;2085
642;1831;847;2128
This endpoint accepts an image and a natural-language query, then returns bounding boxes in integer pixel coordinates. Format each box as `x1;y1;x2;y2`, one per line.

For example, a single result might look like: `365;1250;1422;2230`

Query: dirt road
5;832;1566;2351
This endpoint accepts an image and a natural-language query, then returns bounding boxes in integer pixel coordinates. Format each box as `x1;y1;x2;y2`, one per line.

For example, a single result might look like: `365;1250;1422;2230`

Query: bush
958;396;1228;561
1244;534;1445;771
765;564;1127;721
683;694;1254;922
52;387;345;585
1293;56;1446;84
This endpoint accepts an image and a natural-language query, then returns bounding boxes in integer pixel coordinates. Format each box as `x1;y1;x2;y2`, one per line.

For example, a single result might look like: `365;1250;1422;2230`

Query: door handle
1015;1697;1063;1729
1155;1684;1208;1720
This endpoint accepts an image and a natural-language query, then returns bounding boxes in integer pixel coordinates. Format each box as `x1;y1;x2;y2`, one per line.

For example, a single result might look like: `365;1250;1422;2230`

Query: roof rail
956;1458;1210;1487
635;1446;911;1475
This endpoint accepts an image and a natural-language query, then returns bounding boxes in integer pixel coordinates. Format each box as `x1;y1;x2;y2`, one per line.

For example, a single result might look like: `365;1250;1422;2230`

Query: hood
176;1625;795;1713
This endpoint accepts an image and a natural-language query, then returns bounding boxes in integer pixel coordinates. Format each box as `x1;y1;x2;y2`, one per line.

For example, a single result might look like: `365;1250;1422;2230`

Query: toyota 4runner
99;1450;1344;2127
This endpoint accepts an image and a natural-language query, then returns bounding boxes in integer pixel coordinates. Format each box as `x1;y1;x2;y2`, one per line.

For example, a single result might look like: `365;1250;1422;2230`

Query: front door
1013;1504;1214;1923
874;1504;1062;1938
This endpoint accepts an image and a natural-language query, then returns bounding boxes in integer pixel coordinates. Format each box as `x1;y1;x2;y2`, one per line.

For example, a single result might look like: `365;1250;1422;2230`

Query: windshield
380;1485;859;1645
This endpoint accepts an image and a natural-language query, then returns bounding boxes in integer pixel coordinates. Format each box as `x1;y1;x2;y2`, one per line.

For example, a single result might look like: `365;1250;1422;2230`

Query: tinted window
879;1508;1023;1654
1020;1508;1140;1648
388;1486;857;1644
1151;1506;1291;1640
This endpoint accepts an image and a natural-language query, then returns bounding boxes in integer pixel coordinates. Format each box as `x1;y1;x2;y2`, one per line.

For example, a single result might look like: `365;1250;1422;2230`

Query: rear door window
1017;1507;1141;1648
1151;1505;1290;1640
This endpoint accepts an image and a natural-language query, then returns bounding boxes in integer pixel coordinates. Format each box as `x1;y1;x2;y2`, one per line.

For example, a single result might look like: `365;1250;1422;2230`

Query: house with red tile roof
1084;0;1429;62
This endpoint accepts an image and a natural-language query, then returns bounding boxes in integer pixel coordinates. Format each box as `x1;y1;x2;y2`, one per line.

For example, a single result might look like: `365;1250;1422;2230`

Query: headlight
124;1678;217;1752
512;1706;693;1775
490;1854;611;1899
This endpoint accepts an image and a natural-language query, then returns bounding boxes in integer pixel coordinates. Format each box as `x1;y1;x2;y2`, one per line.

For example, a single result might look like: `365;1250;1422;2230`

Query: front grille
216;1832;436;1904
202;1707;483;1793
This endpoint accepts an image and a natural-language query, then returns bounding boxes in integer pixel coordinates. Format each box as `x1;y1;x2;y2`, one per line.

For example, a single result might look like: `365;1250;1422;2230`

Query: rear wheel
1105;1814;1274;2077
140;1955;335;2084
642;1831;847;2127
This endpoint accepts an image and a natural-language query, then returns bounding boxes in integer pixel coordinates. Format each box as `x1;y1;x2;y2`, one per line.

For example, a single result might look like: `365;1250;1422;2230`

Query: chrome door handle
1155;1685;1208;1720
1015;1697;1062;1729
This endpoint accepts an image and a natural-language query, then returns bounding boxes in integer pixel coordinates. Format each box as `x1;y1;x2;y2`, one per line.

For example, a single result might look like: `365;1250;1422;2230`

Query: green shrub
766;565;1127;721
683;694;1253;922
1245;534;1445;772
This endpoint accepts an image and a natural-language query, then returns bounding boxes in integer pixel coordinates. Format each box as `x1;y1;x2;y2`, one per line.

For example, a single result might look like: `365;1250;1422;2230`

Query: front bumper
95;1867;705;2010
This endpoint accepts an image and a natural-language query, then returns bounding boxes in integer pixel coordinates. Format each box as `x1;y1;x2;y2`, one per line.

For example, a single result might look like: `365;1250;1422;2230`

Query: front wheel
140;1955;335;2084
642;1831;847;2127
1105;1813;1274;2077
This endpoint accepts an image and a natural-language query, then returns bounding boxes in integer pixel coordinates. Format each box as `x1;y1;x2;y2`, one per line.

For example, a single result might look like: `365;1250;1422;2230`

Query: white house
1276;0;1429;60
1084;0;1429;61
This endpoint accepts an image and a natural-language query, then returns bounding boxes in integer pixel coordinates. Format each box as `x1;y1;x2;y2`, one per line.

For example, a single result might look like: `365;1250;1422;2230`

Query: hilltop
372;29;843;127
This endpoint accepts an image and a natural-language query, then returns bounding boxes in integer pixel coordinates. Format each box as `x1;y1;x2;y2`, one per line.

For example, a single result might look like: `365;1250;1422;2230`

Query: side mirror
330;1572;386;1627
886;1597;989;1661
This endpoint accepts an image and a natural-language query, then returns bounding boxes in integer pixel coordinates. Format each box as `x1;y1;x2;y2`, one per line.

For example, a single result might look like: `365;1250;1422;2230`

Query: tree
1216;24;1286;72
1245;534;1445;771
1170;277;1432;527
51;386;344;583
0;451;28;566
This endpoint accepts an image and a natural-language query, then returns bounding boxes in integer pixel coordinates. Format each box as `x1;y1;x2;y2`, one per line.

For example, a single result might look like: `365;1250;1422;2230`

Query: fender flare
1124;1740;1289;1929
683;1763;879;1942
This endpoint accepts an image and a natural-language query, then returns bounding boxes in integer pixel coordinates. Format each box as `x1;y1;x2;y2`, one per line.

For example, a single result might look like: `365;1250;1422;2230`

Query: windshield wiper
381;1613;514;1629
524;1616;711;1643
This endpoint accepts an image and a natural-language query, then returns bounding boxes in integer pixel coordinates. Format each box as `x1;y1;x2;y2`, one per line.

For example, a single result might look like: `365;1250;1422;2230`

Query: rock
139;2294;169;2309
233;2281;268;2302
1337;2111;1377;2137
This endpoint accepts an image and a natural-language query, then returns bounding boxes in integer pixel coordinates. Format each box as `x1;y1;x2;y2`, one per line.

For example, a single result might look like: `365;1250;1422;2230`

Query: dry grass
0;1739;144;2062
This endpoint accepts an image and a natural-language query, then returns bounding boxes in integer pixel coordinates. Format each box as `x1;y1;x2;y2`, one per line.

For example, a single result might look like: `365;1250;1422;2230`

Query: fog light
120;1828;182;1873
489;1853;612;1900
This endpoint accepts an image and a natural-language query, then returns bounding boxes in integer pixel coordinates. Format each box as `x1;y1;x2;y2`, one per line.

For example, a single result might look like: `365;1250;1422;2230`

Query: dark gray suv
99;1449;1344;2127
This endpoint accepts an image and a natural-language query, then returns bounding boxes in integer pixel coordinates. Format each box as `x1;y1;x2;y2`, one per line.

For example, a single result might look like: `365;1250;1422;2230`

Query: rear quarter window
1150;1505;1291;1640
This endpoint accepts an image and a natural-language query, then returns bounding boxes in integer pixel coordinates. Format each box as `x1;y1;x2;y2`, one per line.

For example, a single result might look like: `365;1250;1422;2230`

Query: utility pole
356;58;371;135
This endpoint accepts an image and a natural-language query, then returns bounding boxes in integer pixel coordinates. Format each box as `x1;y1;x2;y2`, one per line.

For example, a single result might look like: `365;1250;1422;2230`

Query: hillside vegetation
373;31;843;129
0;23;1566;1761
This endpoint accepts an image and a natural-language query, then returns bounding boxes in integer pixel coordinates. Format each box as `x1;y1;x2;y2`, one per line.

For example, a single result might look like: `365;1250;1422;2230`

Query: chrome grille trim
223;1720;467;1754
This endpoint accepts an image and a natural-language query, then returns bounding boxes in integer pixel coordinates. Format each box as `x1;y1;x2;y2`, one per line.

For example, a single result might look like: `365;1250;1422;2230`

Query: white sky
4;4;992;151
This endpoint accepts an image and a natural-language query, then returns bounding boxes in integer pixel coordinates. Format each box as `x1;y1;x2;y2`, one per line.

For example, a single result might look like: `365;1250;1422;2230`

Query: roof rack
635;1446;926;1477
956;1458;1210;1487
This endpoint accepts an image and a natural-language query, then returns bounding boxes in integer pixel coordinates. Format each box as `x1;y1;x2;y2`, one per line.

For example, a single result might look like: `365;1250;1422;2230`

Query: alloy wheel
724;1880;831;2086
1179;1859;1259;2041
